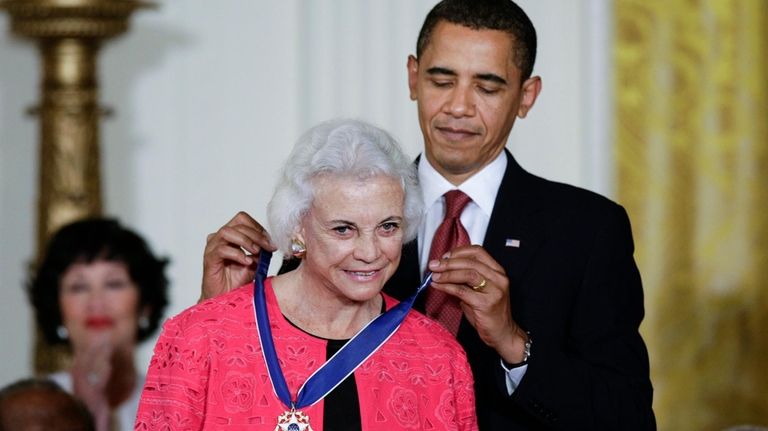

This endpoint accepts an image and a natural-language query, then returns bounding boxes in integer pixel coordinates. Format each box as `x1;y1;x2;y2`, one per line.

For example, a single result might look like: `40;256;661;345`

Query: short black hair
0;378;94;431
28;218;169;345
416;0;537;81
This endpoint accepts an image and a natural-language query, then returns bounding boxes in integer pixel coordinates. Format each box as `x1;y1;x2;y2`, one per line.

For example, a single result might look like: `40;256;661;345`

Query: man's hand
201;211;276;302
428;245;529;364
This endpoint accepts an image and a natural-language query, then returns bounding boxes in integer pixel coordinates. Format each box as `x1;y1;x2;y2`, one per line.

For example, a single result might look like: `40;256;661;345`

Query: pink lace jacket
135;278;478;430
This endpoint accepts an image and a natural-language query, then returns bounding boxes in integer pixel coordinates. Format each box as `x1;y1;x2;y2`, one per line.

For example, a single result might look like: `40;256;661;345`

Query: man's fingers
229;211;271;240
209;244;254;266
430;279;477;298
427;245;510;305
428;247;506;286
430;267;485;287
202;212;275;302
207;225;271;256
430;272;502;298
208;214;276;254
429;256;504;287
442;245;505;273
229;210;260;226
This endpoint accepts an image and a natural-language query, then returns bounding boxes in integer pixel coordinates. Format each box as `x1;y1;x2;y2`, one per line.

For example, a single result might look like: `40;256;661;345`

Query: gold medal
274;408;313;431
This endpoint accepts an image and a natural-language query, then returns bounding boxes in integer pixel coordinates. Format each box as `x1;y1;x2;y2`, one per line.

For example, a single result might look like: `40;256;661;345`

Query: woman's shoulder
382;294;466;355
164;283;254;331
370;295;473;396
46;371;71;392
194;282;254;312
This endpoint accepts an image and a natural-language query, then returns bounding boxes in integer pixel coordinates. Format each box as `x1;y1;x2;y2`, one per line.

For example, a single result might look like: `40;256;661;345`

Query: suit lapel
483;150;544;291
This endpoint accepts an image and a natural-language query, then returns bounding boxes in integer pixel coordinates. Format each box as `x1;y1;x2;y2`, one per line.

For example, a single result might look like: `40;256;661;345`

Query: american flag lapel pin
505;238;521;248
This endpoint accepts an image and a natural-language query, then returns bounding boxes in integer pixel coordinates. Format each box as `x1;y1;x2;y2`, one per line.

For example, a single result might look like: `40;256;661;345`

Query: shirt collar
418;151;507;217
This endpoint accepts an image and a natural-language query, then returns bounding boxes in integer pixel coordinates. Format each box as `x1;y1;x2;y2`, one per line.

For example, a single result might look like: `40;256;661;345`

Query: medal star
275;410;313;431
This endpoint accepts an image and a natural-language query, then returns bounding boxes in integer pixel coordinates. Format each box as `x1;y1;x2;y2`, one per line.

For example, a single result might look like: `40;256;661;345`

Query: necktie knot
425;189;472;335
444;190;472;219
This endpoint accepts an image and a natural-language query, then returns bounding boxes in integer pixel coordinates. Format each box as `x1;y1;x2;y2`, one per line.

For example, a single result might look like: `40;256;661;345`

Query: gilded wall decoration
615;1;768;429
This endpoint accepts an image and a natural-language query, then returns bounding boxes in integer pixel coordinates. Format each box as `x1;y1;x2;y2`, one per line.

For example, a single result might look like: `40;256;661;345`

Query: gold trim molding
2;0;153;38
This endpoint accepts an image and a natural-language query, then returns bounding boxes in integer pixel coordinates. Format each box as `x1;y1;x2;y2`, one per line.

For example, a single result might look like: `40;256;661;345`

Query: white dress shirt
417;151;527;394
49;370;144;430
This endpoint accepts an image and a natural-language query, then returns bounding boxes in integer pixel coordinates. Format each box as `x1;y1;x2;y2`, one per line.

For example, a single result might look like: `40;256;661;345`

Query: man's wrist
502;331;532;368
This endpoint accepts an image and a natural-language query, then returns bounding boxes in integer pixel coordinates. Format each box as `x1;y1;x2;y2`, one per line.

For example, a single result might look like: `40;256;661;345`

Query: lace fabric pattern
134;278;478;430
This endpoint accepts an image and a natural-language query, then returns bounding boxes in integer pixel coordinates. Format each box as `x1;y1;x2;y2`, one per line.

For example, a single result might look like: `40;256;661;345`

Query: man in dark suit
200;1;655;429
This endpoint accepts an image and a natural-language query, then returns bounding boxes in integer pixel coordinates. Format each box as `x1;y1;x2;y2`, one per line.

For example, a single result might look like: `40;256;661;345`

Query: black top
281;298;386;431
323;339;362;431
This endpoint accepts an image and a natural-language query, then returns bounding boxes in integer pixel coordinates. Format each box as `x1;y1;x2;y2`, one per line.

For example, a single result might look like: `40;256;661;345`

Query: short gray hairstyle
267;119;422;255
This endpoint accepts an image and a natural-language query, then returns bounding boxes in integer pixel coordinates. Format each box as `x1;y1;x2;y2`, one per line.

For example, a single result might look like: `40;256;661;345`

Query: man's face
408;21;541;185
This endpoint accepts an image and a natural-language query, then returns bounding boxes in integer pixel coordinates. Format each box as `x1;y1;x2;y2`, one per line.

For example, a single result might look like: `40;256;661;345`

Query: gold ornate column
1;0;151;255
1;0;151;372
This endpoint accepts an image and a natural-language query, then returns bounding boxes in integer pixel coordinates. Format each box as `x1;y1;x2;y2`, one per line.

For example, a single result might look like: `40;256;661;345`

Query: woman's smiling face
296;174;405;304
58;260;141;352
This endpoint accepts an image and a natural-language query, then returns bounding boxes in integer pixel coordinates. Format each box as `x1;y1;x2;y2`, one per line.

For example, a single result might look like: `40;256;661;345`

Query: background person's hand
201;211;276;302
71;332;112;431
428;245;529;364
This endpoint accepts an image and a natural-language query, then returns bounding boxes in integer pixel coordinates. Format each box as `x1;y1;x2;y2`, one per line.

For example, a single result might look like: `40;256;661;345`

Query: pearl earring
138;315;150;330
290;239;306;259
56;325;69;340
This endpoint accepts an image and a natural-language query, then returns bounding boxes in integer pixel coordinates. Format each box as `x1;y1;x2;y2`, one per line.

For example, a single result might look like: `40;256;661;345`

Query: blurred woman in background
29;218;169;431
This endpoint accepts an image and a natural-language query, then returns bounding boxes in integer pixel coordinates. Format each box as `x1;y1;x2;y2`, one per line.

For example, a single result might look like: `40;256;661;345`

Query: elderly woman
135;119;477;430
29;218;169;431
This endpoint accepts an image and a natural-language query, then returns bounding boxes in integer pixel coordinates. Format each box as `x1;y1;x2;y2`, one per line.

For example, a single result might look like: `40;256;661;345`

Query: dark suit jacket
281;151;655;429
386;151;655;430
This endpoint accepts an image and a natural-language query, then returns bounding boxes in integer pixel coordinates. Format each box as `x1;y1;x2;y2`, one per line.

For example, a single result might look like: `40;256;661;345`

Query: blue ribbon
253;250;432;409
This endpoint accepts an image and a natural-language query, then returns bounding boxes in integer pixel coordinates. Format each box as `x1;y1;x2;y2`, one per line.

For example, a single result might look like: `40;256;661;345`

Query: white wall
0;0;607;387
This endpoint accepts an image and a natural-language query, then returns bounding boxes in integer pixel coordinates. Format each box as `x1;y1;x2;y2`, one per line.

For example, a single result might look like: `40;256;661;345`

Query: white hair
267;119;423;255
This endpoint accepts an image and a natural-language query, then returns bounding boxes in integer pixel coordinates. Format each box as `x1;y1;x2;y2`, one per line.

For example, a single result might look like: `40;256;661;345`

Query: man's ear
407;55;419;101
517;76;542;118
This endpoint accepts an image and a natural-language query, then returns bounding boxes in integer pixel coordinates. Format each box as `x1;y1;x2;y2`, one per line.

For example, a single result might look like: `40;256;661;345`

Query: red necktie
425;190;472;335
